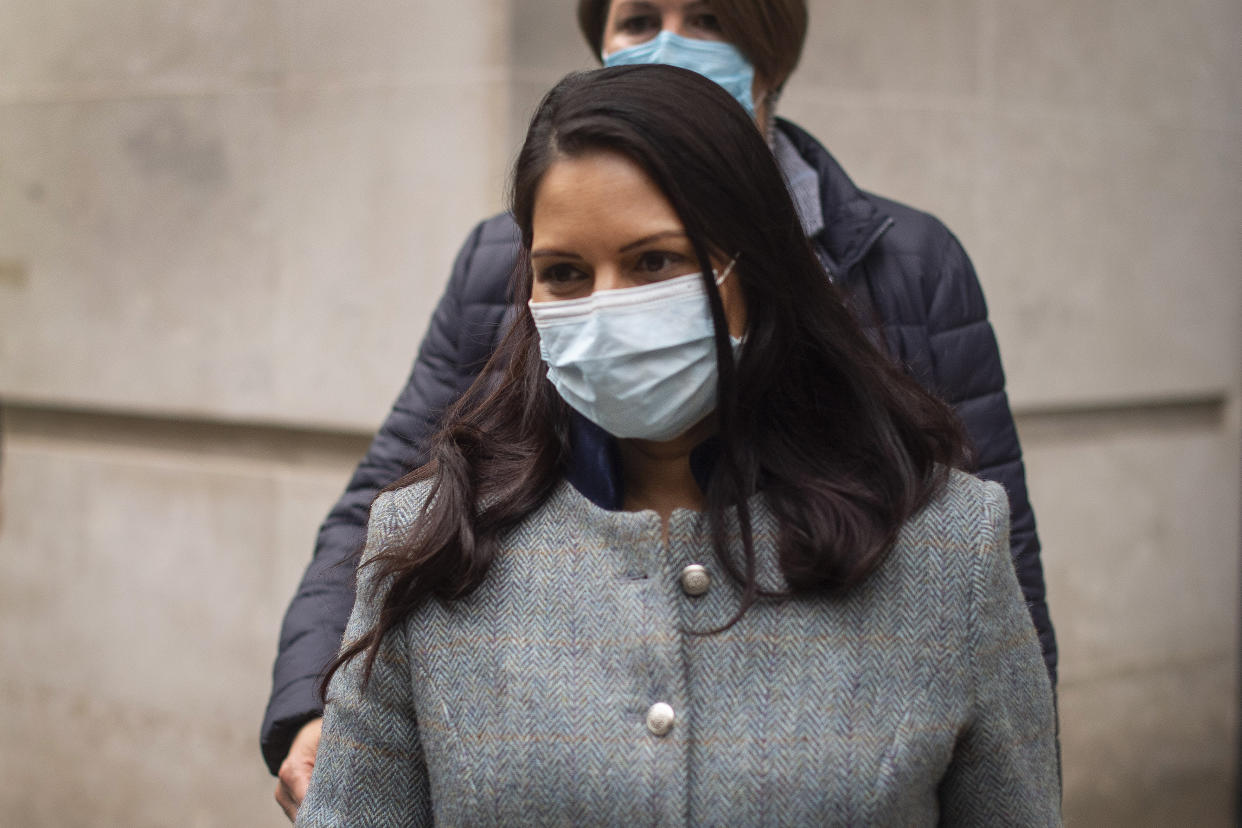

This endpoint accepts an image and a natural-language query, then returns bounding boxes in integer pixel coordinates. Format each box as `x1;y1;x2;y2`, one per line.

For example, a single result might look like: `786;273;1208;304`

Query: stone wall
1;1;1238;824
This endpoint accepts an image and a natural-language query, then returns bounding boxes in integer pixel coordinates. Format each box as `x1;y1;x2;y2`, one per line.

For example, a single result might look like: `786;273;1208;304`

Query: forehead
607;0;713;17
531;151;684;245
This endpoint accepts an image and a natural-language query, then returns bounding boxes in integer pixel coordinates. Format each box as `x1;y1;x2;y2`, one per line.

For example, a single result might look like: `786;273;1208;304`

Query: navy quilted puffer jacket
261;119;1056;774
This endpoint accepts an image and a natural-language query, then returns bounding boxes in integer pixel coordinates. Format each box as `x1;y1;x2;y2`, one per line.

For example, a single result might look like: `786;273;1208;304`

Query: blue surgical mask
603;31;757;118
529;264;742;442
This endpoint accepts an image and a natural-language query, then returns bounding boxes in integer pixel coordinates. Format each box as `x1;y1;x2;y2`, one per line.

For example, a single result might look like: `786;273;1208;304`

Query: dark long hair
325;65;968;694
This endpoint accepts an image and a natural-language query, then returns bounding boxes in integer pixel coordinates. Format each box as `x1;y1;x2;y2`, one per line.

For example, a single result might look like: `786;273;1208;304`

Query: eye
635;250;688;275
688;13;722;33
617;14;660;36
536;262;588;286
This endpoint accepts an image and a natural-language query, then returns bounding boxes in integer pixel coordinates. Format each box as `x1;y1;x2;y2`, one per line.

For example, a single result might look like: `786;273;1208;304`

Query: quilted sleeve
938;483;1061;825
295;491;433;827
261;215;518;773
925;232;1057;687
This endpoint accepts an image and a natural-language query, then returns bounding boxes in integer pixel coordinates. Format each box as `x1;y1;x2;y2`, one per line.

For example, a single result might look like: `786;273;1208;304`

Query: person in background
267;1;1056;819
296;64;1060;824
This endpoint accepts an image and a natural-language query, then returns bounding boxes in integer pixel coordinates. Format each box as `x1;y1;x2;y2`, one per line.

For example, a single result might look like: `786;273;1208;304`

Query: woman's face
529;150;746;337
600;1;771;128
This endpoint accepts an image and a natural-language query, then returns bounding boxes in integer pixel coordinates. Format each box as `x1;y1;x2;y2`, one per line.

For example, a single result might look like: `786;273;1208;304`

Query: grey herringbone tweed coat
298;471;1060;826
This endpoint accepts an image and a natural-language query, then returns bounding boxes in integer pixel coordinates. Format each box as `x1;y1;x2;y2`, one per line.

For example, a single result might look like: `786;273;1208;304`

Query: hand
275;717;323;821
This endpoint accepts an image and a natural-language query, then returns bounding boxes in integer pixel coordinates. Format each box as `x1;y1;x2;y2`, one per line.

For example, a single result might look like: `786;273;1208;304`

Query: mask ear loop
714;253;741;286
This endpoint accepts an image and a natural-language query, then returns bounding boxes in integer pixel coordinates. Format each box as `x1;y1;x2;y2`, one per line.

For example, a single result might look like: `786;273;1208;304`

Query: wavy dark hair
325;65;969;693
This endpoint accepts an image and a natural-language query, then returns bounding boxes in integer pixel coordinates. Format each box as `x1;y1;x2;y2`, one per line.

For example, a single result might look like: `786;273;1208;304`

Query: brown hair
576;0;808;92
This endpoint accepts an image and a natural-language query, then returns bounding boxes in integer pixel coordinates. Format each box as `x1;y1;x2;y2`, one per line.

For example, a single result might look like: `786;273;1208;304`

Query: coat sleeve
295;491;434;827
924;231;1058;687
261;216;517;774
938;483;1061;825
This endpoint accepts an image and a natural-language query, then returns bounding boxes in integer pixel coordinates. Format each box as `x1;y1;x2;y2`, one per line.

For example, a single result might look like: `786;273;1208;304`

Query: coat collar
774;118;894;280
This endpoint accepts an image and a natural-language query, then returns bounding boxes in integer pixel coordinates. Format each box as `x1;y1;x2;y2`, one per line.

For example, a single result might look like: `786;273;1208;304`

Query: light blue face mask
529;264;742;442
603;31;757;118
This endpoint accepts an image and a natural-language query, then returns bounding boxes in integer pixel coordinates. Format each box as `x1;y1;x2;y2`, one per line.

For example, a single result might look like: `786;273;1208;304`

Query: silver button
646;702;675;736
680;564;710;596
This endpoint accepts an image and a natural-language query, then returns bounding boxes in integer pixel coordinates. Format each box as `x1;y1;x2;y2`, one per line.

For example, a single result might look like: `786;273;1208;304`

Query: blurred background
0;1;1238;825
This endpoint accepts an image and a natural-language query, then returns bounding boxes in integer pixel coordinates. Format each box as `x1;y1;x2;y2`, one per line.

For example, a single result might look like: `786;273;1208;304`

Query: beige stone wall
1;1;1238;824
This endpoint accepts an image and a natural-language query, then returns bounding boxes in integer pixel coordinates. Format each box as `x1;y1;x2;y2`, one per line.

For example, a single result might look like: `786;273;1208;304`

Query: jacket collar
774;118;894;280
771;128;825;240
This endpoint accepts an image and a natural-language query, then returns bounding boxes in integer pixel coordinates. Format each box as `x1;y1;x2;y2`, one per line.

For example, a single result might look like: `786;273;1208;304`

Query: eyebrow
531;230;689;260
618;230;688;252
530;248;583;260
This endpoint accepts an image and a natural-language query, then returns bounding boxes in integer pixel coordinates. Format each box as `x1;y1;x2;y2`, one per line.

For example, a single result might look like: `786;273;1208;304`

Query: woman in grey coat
297;65;1059;826
270;1;1056;816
